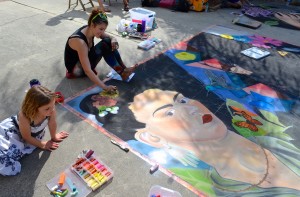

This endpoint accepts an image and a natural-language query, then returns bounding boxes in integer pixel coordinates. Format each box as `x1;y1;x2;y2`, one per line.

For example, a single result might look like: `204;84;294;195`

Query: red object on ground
55;92;64;103
159;0;175;8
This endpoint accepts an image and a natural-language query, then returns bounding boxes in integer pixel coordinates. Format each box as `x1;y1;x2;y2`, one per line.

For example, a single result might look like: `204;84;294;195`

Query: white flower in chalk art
98;106;119;117
110;106;119;114
99;110;108;117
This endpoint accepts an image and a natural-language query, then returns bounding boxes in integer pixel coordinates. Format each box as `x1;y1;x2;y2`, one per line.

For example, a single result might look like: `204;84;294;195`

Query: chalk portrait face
129;89;227;147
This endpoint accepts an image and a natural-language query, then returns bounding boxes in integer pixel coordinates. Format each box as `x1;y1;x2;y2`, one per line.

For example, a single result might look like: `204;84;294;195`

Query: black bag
173;0;190;12
142;0;160;7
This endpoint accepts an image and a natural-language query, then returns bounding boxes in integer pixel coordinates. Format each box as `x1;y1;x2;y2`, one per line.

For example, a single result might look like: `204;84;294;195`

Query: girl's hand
111;37;119;51
51;131;69;142
42;140;59;151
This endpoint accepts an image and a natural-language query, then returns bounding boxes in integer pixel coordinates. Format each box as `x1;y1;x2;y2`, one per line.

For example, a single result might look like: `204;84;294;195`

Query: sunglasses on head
92;12;107;22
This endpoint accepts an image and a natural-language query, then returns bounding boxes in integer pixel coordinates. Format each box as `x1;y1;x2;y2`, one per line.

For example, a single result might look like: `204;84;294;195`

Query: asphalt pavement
0;0;299;196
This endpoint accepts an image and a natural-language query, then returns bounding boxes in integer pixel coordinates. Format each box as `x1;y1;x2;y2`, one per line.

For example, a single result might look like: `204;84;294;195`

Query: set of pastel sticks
71;150;113;191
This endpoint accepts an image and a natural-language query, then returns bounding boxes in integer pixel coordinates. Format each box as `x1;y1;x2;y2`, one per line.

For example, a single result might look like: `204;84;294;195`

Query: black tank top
64;25;96;69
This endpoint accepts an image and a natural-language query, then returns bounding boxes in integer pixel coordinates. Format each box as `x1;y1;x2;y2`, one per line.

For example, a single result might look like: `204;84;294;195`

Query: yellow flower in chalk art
278;50;288;56
220;34;234;40
175;52;196;61
100;89;119;98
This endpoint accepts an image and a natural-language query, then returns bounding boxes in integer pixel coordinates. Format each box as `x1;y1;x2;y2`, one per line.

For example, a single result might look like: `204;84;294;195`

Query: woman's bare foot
121;64;138;81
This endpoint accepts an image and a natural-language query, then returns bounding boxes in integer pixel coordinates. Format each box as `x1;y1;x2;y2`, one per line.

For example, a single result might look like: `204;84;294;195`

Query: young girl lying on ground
0;85;69;176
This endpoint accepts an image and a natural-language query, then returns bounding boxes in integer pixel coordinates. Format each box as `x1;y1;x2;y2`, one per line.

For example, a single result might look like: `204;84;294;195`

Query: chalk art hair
79;93;144;141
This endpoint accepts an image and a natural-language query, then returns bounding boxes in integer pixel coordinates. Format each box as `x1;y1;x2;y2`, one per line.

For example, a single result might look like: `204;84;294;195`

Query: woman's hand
111;37;119;51
51;131;69;142
42;140;59;151
104;85;117;92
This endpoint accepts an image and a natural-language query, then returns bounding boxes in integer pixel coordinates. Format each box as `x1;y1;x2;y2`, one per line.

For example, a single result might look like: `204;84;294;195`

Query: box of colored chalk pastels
46;150;113;197
71;150;114;191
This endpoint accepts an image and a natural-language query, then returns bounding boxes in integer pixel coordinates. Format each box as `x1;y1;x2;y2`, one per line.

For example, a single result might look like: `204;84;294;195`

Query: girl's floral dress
0;115;48;176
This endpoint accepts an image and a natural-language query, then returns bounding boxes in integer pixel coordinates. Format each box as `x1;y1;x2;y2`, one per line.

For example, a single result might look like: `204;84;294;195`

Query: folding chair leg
89;0;94;7
69;0;82;9
78;0;86;11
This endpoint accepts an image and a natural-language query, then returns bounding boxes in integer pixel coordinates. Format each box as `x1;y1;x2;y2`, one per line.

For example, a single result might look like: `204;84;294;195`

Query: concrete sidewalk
0;0;299;196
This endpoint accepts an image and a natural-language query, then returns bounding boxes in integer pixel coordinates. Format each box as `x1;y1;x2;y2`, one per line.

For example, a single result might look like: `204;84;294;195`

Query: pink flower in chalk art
249;35;283;49
91;95;117;107
91;95;119;117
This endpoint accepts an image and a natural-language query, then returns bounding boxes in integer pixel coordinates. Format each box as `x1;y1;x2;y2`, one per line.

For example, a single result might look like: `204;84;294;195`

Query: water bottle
141;19;146;32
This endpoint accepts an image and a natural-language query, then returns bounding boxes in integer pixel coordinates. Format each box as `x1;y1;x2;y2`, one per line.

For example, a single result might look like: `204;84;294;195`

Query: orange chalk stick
58;172;66;186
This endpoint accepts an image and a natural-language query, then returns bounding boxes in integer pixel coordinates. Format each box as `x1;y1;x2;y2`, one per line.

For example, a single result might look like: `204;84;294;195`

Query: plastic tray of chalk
71;152;114;191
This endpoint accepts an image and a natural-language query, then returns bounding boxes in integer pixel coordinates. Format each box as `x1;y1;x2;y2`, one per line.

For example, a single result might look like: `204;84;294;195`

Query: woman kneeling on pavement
64;8;137;92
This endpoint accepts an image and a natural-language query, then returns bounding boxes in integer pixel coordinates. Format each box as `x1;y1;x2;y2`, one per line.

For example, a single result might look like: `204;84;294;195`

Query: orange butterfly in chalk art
233;111;263;132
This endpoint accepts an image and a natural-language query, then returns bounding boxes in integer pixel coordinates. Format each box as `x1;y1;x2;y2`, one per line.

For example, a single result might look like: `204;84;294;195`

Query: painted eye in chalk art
178;97;189;104
234;111;263;132
165;109;175;116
